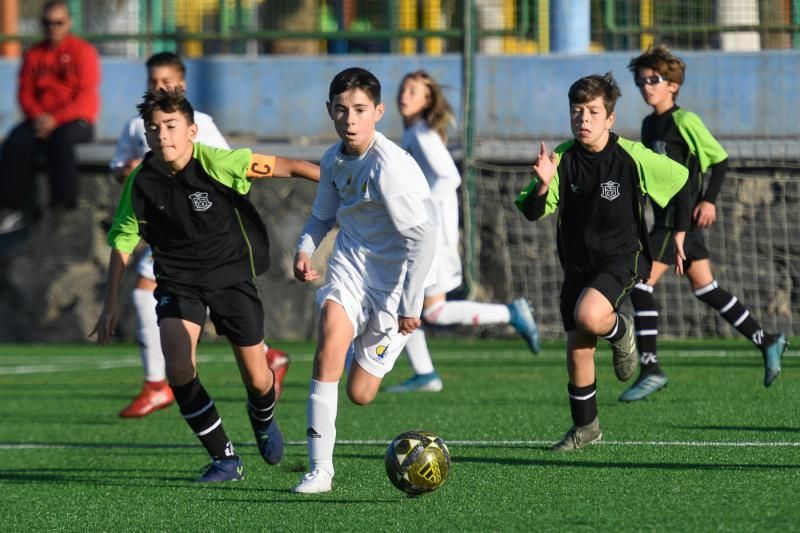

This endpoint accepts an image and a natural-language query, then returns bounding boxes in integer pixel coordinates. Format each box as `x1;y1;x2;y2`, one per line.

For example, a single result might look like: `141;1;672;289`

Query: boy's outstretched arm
521;142;558;220
247;153;320;182
89;249;131;345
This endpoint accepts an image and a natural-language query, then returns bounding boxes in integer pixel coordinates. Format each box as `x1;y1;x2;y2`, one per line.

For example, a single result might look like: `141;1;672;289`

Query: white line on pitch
0;355;221;375
1;439;798;450
0;349;795;375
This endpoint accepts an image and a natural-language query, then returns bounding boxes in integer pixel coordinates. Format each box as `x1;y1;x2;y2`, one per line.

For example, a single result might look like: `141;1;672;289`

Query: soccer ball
385;430;451;496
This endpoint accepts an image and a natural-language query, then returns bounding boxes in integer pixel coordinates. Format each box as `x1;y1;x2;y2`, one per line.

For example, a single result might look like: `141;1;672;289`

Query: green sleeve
617;137;689;208
194;143;253;195
673;109;728;172
514;140;572;219
107;167;142;254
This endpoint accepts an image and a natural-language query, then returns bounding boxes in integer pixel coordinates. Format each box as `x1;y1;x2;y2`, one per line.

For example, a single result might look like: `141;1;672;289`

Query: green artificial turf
0;339;797;531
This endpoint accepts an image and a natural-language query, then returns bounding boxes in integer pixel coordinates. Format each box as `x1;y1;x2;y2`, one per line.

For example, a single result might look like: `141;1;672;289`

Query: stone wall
0;169;329;343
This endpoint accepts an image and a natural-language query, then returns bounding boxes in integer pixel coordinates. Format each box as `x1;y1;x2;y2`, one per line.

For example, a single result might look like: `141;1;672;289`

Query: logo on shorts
600;180;621;201
158;295;171;307
652;140;667;155
375;344;389;360
188;192;213;211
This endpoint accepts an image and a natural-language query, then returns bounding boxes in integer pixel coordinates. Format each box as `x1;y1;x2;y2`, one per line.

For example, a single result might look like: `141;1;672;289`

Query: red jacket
18;34;100;126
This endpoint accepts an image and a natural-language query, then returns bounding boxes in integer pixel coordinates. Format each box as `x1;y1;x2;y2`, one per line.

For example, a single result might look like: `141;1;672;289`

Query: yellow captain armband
247;154;277;178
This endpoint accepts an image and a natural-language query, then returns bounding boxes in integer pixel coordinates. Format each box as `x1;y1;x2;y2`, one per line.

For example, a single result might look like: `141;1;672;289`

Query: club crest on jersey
188;192;213;211
600;181;620;201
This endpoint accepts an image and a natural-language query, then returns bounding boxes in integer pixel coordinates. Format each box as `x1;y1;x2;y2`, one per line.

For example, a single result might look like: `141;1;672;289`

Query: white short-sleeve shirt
314;131;432;294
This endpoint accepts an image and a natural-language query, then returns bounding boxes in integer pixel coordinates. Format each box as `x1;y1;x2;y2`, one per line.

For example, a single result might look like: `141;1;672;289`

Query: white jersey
401;119;463;295
307;131;434;309
109;111;229;172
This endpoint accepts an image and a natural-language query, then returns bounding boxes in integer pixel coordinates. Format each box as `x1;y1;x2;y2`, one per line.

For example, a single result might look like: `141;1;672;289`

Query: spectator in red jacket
0;0;100;234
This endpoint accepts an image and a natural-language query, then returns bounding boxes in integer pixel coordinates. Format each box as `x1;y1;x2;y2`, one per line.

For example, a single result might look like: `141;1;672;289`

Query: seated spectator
0;0;100;234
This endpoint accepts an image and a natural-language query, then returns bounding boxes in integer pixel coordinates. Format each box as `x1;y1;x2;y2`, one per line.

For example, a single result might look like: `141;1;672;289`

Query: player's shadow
452;455;800;471
0;466;198;485
675;424;800;433
333;451;800;472
440;358;564;370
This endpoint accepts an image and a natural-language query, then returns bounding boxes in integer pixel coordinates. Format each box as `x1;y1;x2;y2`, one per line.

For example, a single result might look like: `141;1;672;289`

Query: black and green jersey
108;143;270;290
641;105;728;229
515;133;688;274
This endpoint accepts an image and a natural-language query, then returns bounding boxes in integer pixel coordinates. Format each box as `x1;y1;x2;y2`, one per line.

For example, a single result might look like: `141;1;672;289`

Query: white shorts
316;270;410;379
136;247;156;281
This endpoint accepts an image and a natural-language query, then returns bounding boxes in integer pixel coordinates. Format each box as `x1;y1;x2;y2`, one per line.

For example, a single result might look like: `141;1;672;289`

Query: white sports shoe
291;467;333;494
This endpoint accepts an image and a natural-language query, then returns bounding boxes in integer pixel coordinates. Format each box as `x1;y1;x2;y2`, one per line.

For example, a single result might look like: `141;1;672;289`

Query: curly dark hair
137;87;195;125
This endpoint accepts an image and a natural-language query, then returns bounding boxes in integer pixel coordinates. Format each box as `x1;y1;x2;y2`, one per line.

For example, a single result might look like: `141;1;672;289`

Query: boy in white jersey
291;67;437;493
111;52;290;418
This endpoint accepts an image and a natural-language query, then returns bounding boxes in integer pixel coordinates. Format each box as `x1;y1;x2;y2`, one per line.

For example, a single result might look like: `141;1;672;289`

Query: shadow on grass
453;455;800;471
675;424;800;433
332;450;800;472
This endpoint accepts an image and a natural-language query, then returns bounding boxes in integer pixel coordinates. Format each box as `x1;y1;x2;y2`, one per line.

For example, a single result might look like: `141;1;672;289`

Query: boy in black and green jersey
91;88;320;482
516;73;689;451
620;45;787;402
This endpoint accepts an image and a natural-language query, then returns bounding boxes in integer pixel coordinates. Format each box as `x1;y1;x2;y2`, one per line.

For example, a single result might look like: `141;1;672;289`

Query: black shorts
154;279;265;346
560;258;641;332
650;227;709;268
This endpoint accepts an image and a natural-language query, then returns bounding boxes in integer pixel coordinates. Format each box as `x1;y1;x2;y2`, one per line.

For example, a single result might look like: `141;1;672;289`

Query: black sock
568;382;597;427
172;377;236;461
693;281;764;346
603;314;626;343
631;283;662;376
247;374;276;436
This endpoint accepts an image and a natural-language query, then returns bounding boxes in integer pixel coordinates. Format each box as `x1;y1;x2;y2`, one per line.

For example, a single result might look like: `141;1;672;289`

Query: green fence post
152;0;165;52
138;0;149;57
68;0;82;33
462;0;478;299
164;0;176;52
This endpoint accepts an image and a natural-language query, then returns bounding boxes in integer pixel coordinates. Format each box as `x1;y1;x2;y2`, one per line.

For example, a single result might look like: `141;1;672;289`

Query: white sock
424;300;511;326
307;379;338;477
404;329;435;375
132;288;165;382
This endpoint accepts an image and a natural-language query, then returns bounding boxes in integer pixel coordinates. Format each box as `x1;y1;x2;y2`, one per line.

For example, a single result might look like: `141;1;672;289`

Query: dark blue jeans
0;119;93;214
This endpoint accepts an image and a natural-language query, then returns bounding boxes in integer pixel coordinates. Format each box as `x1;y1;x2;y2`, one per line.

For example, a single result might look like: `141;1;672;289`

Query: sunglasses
635;74;668;87
42;18;67;27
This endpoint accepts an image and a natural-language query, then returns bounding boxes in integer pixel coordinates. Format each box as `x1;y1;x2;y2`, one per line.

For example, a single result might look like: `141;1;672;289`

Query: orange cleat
119;380;175;418
265;347;290;400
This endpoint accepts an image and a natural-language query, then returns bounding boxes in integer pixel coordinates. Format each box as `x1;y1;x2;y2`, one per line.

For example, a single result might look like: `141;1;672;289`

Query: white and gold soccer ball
385;430;451;496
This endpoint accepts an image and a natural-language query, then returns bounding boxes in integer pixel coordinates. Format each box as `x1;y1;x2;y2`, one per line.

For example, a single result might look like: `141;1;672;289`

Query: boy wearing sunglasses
621;45;787;402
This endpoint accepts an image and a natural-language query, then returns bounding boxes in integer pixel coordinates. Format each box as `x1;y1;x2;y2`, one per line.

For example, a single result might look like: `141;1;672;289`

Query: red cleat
265;347;290;400
119;380;175;418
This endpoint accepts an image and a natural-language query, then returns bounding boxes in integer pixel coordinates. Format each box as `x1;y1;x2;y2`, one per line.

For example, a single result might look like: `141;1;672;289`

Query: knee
241;374;269;396
573;306;607;335
166;367;195;388
422;301;445;325
346;387;375;406
165;360;195;386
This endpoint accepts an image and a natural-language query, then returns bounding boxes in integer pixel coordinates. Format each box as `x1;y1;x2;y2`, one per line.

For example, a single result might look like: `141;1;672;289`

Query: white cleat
291;467;333;494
